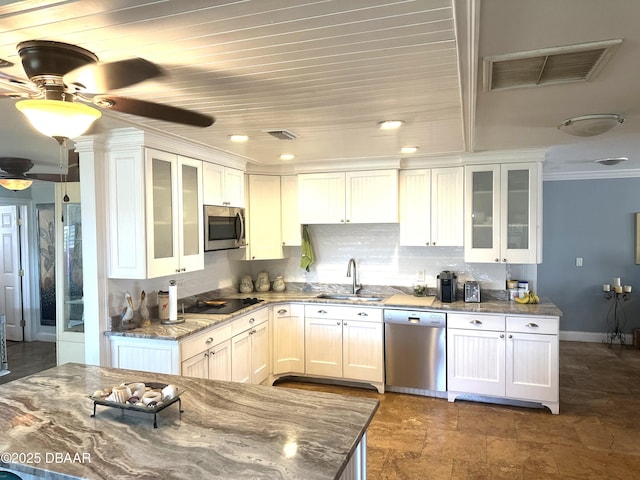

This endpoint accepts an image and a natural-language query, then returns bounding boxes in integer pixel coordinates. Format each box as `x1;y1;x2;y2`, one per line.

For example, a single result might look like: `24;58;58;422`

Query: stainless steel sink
316;294;384;301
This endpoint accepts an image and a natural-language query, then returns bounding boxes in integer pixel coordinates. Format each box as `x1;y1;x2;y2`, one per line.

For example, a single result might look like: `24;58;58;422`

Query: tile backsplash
108;223;537;315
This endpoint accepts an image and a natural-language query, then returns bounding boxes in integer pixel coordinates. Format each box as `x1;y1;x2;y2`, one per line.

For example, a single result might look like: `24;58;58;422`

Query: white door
305;317;343;377
0;205;23;341
342;320;383;383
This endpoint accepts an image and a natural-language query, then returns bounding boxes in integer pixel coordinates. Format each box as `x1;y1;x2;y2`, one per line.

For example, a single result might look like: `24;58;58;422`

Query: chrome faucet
346;258;361;295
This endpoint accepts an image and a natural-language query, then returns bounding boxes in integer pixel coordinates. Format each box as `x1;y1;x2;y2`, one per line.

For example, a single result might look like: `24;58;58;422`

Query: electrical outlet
576;257;583;267
417;270;425;282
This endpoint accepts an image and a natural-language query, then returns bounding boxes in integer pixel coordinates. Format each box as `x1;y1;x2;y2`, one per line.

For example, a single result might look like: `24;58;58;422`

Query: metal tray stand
89;382;184;428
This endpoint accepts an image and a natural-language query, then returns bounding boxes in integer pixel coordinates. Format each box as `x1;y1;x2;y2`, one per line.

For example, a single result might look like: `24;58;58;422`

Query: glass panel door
63;203;83;333
181;163;200;256
152;158;174;259
506;169;529;250
471;170;494;249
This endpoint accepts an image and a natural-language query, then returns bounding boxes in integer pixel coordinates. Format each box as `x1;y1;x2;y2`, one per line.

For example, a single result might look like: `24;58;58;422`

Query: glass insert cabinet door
62;202;84;334
181;162;200;257
505;168;530;250
152;156;175;260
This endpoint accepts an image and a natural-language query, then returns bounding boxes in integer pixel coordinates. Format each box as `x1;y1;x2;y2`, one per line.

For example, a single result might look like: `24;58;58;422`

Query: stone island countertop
106;289;562;342
0;363;378;480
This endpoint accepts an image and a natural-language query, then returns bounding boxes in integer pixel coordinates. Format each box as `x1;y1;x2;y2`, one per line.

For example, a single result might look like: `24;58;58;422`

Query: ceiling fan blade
64;58;165;93
27;168;79;183
0;71;41;96
94;95;214;127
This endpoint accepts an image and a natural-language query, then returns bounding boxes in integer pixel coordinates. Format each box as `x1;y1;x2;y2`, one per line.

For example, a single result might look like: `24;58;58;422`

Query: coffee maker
437;271;457;303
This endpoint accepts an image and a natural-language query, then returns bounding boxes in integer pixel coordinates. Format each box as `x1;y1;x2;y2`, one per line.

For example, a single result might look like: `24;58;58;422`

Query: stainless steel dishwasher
384;309;446;392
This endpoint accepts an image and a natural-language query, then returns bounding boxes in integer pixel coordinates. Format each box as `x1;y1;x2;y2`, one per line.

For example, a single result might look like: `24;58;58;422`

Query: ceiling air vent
265;129;299;140
483;39;622;91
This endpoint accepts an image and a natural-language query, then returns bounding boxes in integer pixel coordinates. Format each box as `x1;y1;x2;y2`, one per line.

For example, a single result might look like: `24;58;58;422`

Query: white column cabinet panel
207;339;232;382
231;330;252;383
281;175;301;246
246;175;283;260
110;337;179;375
231;311;270;385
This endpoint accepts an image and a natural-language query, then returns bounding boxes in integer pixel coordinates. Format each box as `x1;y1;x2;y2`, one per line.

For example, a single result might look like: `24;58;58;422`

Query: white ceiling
0;0;639;178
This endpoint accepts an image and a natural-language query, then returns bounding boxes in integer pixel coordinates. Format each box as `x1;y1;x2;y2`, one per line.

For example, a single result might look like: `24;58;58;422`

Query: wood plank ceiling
0;0;465;167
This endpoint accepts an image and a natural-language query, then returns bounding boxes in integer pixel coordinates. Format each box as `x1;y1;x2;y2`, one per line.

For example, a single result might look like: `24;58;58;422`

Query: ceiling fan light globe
16;99;101;140
0;178;33;191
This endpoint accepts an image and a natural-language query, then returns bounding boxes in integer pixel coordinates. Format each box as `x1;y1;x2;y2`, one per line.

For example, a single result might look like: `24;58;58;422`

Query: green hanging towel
300;225;315;272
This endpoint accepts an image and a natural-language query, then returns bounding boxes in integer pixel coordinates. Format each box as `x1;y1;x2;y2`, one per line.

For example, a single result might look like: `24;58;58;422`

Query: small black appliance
437;271;457;303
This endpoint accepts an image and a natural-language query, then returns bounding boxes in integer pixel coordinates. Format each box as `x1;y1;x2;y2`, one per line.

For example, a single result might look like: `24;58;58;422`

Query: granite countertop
107;289;562;342
0;363;378;480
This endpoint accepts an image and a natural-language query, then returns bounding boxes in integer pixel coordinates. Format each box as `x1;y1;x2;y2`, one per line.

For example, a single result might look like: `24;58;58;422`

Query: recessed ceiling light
378;120;404;130
401;146;418;154
228;134;249;143
280;154;295;161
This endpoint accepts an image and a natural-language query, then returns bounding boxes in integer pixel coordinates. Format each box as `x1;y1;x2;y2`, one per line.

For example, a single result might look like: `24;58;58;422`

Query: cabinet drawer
447;313;504;331
507;316;558;335
304;304;382;322
272;304;304;318
180;323;232;361
232;307;269;336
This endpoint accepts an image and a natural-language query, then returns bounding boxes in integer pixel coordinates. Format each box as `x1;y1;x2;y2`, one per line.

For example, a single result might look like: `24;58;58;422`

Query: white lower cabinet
180;324;233;381
272;304;305;375
231;309;270;384
447;312;559;414
304;304;384;393
110;337;180;375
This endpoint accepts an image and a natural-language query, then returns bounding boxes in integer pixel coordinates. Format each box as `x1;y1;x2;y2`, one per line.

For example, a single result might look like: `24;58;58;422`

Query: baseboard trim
560;330;632;344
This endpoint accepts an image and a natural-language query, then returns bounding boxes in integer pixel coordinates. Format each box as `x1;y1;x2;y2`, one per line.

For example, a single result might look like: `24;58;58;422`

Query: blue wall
539;178;640;335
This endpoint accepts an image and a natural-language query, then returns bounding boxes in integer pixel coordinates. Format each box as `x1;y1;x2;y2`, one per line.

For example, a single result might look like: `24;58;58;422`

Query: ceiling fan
0;156;79;191
0;40;214;143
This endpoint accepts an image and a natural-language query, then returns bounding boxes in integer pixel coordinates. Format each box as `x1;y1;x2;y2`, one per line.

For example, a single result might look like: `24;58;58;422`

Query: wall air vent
265;129;299;140
483;39;622;91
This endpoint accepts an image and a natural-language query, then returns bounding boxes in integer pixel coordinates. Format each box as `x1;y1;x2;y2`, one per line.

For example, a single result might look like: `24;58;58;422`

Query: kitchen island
0;363;378;480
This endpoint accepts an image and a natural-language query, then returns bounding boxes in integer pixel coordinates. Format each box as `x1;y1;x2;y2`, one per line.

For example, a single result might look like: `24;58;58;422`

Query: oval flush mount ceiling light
594;157;628;166
557;114;624;137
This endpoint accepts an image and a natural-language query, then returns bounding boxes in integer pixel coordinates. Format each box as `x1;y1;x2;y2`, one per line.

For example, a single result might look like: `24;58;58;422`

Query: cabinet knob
508;334;513;339
210;350;216;356
343;321;348;326
526;323;539;328
340;219;345;223
494;258;499;262
470;319;483;325
337;321;341;325
500;334;505;338
425;242;430;246
502;259;507;263
204;352;209;358
277;309;288;314
432;242;436;246
346;219;350;223
205;337;214;344
357;312;368;317
318;310;328;315
249;318;255;324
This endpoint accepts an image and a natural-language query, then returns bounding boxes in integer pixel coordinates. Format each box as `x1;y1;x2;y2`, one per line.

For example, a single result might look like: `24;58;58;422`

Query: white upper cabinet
246;175;283;260
145;149;204;278
464;162;541;264
108;145;204;279
399;167;463;246
280;175;301;246
298;169;398;224
202;162;245;207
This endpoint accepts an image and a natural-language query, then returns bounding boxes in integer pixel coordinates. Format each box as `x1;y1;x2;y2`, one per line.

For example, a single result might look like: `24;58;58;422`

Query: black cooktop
183;297;264;315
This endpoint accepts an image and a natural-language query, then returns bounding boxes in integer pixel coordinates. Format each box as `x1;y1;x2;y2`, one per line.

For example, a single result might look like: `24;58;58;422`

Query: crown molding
543;168;640;181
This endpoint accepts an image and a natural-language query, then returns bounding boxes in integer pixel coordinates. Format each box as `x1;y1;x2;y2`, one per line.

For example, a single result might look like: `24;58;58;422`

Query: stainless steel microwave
204;205;246;251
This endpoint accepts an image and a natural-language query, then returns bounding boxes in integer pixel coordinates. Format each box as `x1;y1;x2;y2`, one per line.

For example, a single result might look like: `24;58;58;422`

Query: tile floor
3;341;640;479
278;342;640;480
